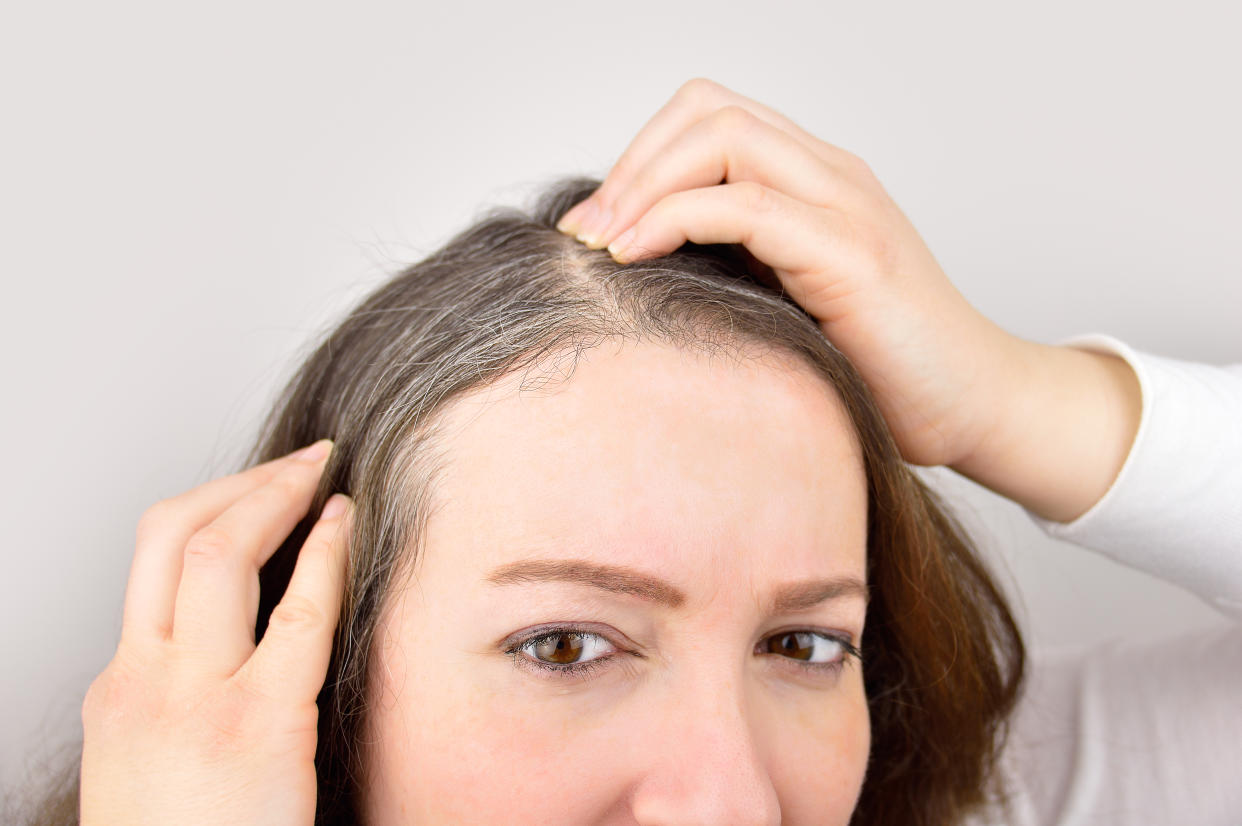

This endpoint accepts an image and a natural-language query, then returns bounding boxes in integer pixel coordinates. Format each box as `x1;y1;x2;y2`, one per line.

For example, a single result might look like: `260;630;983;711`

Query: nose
628;670;782;825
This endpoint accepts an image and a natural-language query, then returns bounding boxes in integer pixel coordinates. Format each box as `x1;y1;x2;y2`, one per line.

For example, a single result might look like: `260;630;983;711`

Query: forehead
419;337;867;588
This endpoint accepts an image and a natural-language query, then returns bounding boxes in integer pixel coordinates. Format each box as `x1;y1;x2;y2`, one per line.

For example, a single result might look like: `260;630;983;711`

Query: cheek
769;670;871;824
363;650;636;824
365;664;872;826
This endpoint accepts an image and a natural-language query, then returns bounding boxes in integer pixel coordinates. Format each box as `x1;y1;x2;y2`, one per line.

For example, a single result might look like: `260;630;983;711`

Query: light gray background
3;0;1239;798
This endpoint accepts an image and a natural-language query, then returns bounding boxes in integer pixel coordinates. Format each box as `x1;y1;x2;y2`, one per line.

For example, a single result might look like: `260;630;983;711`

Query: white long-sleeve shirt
977;334;1242;825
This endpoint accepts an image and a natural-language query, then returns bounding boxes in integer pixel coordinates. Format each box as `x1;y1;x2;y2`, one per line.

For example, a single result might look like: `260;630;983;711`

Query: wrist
949;339;1142;523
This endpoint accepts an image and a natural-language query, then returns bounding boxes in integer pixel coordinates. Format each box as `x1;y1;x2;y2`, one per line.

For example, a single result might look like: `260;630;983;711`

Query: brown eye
518;630;616;669
766;631;816;660
534;633;584;664
761;631;850;665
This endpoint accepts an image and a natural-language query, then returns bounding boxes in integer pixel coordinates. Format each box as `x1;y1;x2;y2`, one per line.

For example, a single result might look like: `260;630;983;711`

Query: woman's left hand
557;77;1021;472
556;77;1141;523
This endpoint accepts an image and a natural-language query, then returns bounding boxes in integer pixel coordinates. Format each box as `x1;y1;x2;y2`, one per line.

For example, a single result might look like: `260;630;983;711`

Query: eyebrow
485;558;869;613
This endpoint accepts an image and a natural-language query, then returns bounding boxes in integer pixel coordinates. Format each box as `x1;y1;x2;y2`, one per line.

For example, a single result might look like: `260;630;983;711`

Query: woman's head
362;336;870;824
249;177;1024;825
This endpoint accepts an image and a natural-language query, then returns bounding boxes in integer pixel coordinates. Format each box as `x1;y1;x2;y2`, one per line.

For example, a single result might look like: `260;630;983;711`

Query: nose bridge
629;654;782;826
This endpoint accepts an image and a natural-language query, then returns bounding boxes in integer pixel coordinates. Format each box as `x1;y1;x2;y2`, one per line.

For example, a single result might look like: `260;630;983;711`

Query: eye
756;630;860;675
506;628;619;678
503;625;861;682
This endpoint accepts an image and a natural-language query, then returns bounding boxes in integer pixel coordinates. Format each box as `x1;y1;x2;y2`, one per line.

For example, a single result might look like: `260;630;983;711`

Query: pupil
776;632;813;660
536;633;582;664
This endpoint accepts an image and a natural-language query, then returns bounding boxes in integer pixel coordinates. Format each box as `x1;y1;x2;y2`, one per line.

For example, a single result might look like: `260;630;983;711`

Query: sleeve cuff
1025;334;1242;620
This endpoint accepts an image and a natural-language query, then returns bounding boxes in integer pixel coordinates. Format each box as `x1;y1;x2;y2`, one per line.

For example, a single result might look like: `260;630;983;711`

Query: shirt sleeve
979;335;1242;825
1025;333;1242;619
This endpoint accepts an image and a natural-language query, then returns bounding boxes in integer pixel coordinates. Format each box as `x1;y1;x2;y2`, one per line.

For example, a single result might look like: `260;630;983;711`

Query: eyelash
504;625;862;682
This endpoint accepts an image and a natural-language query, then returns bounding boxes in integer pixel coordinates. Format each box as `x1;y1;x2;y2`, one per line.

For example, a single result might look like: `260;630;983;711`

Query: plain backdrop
3;0;1239;799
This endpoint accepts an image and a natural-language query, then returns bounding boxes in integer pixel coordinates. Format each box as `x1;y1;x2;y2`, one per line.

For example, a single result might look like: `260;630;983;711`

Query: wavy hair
17;176;1024;826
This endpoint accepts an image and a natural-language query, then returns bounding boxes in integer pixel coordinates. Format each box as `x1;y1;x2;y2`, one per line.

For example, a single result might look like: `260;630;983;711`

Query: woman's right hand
79;440;351;826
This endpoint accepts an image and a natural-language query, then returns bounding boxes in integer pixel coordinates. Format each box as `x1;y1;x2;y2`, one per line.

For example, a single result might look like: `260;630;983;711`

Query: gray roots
248;176;1024;825
11;174;1023;826
249;175;908;821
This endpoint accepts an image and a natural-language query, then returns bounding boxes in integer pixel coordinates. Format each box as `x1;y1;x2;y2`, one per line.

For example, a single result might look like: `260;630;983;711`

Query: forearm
950;338;1143;523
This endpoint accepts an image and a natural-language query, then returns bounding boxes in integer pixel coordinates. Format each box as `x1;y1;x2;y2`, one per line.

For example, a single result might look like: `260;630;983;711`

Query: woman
33;79;1242;824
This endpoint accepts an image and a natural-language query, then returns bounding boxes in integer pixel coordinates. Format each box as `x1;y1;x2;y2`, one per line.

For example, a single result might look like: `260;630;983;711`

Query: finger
580;106;868;253
121;439;334;648
557;77;859;239
233;494;352;704
170;445;335;677
605;182;876;325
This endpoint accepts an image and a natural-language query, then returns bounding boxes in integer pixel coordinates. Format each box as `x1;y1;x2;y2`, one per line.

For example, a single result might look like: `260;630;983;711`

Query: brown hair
15;176;1024;825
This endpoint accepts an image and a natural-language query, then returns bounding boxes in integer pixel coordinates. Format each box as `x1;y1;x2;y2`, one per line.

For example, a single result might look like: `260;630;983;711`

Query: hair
15;176;1025;825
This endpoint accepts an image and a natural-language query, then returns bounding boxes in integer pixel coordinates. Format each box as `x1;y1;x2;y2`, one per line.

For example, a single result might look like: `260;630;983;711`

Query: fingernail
321;493;350;520
568;199;598;239
576;204;611;246
557;200;590;235
296;439;334;463
607;227;637;263
582;204;614;249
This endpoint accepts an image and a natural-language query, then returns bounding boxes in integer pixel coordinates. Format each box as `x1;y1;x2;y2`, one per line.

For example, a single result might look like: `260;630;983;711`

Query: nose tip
628;742;782;825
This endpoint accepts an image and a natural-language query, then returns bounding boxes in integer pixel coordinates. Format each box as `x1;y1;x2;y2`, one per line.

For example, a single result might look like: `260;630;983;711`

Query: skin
78;77;1141;824
80;442;352;826
362;337;871;825
559;77;1140;523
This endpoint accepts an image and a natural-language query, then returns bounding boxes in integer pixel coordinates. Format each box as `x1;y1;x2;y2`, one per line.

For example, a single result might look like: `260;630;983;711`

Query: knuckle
80;675;107;723
677;76;723;104
243;472;305;517
81;654;155;726
135;499;176;544
841;149;876;180
735;180;774;214
306;518;346;556
712;104;758;135
267;595;326;635
183;523;237;564
268;465;313;501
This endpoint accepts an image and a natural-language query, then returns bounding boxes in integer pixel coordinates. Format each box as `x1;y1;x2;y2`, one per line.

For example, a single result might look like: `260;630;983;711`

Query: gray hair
12;176;1022;826
247;175;1024;824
